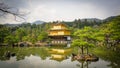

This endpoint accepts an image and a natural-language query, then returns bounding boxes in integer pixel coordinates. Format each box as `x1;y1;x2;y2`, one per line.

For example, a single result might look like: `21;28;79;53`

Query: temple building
48;23;71;47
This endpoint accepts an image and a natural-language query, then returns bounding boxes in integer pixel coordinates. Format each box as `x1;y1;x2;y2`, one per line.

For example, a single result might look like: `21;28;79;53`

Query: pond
0;47;119;68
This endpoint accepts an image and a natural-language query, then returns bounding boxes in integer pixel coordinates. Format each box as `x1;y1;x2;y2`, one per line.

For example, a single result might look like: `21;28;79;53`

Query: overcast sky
0;0;120;24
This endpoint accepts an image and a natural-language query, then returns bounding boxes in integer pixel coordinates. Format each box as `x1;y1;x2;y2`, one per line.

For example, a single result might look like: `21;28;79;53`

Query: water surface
0;47;119;68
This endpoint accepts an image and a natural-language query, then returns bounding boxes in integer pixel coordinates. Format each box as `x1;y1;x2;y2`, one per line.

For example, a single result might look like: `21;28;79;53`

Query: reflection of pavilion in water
0;47;119;68
48;48;72;62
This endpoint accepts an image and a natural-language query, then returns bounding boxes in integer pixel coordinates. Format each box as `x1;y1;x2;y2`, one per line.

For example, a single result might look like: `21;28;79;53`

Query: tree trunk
87;46;89;55
81;45;84;55
78;47;81;55
81;61;84;68
87;61;88;68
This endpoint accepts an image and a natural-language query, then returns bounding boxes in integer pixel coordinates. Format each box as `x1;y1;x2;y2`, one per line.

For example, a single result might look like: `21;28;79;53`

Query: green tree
4;35;18;46
102;16;120;50
15;28;26;42
37;31;48;42
108;16;120;41
72;27;96;55
0;25;10;44
72;39;88;54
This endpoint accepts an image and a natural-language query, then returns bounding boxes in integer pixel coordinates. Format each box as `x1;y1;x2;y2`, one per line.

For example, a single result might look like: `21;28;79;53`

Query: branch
0;3;28;22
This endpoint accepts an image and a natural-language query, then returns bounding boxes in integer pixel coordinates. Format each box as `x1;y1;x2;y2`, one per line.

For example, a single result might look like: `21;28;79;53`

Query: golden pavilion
48;23;71;46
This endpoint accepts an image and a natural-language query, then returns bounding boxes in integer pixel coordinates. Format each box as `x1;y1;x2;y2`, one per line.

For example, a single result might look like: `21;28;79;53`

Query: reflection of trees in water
16;47;50;60
0;47;71;62
0;47;50;61
0;47;120;68
103;57;120;68
0;47;11;61
94;47;120;68
107;62;119;68
76;61;92;68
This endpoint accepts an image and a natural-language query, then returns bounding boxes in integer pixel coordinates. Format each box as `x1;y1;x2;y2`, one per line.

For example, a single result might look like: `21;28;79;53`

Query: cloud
0;0;120;24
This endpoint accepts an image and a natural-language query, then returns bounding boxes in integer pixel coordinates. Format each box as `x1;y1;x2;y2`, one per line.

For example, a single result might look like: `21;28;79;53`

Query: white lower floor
51;40;71;44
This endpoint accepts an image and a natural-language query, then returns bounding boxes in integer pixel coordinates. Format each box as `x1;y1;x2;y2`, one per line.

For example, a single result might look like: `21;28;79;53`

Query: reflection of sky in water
0;55;111;68
89;59;111;68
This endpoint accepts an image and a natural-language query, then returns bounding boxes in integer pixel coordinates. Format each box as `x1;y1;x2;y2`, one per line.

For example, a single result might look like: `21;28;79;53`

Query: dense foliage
0;15;120;50
0;23;50;45
72;15;120;52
